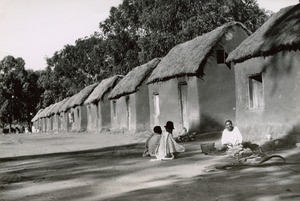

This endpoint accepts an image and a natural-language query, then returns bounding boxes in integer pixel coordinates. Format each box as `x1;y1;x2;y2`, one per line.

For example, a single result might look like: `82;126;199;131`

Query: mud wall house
38;106;49;132
31;109;43;132
38;104;54;132
35;108;47;132
108;58;161;131
66;83;98;132
36;110;45;132
58;96;76;132
84;75;123;132
226;4;300;142
44;102;60;132
47;98;70;132
147;22;250;135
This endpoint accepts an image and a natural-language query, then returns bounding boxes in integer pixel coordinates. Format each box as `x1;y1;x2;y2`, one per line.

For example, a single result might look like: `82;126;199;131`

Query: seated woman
143;126;162;157
155;121;185;160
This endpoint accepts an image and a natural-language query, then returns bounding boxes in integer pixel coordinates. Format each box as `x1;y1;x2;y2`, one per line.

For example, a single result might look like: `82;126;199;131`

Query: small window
69;112;74;123
77;108;80;118
153;94;160;117
125;96;130;117
249;74;264;109
112;101;116;117
217;50;228;64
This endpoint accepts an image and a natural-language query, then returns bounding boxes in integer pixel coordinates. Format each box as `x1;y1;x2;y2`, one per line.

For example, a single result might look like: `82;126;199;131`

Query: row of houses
32;4;300;142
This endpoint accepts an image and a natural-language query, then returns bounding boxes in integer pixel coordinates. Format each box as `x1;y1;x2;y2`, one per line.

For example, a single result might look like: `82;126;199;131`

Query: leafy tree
43;35;114;102
0;56;26;131
99;0;268;64
0;56;42;132
22;70;43;130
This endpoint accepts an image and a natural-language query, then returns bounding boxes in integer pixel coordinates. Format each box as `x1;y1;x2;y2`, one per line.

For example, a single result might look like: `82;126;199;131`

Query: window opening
217;49;228;64
249;74;264;109
153;94;160;125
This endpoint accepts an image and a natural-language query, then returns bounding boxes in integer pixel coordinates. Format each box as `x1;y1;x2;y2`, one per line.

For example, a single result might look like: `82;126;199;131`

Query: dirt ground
0;131;300;201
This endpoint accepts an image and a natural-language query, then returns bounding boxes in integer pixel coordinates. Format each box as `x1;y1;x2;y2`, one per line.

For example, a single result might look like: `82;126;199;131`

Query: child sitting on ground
143;126;162;157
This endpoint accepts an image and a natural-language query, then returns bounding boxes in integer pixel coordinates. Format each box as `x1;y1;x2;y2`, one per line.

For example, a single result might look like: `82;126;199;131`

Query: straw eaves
48;97;70;116
108;58;161;100
84;75;123;105
45;102;60;117
31;109;43;122
59;95;76;113
69;82;98;108
227;4;300;64
38;104;54;119
58;83;98;112
147;21;251;84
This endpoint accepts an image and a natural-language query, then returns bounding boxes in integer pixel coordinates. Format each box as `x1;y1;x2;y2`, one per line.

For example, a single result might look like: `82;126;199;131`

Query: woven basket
200;142;215;154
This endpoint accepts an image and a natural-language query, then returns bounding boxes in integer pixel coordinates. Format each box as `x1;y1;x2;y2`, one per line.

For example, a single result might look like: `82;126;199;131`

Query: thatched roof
108;58;161;99
227;4;300;64
48;97;70;116
45;102;60;117
38;104;55;119
59;96;76;113
69;83;98;107
147;22;250;84
84;75;123;104
59;83;98;112
31;109;43;122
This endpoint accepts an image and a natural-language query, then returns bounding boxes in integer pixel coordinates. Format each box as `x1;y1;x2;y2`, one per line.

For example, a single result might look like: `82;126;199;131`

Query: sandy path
1;131;300;201
0;130;148;159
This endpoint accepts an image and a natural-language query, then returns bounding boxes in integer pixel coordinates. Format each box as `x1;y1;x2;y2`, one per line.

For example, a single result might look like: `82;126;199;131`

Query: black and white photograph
0;0;300;200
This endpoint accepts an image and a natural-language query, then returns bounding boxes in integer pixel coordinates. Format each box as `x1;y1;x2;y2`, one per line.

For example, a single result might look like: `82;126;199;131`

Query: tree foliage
0;56;42;130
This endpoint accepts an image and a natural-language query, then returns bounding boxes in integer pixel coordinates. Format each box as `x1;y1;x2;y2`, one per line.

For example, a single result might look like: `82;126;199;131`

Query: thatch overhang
147;21;251;84
68;82;98;108
59;95;76;113
227;4;300;64
38;104;54;119
84;75;123;105
57;83;99;113
108;58;161;100
48;97;70;116
31;109;43;122
45;102;60;117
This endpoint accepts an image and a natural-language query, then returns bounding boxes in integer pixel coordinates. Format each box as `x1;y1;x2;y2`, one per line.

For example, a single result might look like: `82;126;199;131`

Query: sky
0;0;299;71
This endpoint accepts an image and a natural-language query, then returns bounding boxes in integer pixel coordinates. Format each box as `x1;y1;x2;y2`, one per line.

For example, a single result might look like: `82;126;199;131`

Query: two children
143;121;185;160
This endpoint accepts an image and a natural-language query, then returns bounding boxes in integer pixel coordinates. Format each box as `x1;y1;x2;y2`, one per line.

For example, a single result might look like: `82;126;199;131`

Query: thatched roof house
146;22;250;134
59;96;75;113
227;4;300;64
108;58;161;100
225;4;300;143
36;104;55;132
59;83;98;113
38;104;54;119
85;75;123;105
44;102;60;118
84;75;123;132
48;98;70;116
147;21;251;84
68;83;99;109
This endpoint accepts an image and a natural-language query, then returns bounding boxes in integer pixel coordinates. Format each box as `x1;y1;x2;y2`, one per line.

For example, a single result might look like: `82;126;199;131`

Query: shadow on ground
1;135;300;201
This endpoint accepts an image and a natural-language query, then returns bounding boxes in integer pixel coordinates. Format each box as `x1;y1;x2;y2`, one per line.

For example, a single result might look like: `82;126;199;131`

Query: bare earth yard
0;131;300;201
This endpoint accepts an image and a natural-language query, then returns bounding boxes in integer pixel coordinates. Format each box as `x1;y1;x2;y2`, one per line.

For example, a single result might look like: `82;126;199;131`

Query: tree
0;56;26;132
0;56;43;132
100;0;269;65
43;35;114;102
22;70;43;131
